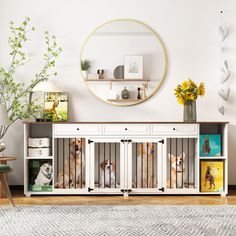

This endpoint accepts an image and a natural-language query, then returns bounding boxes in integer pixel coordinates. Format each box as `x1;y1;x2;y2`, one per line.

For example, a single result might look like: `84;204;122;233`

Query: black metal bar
136;143;138;188
81;138;83;188
109;142;111;188
115;143;116;188
63;138;65;189
152;142;154;188
104;143;105;188
98;143;100;188
193;139;195;188
69;138;71;189
147;143;149;188
74;138;76;189
175;138;177;189
182;138;184;189
141;143;143;188
188;138;190;188
170;139;172;189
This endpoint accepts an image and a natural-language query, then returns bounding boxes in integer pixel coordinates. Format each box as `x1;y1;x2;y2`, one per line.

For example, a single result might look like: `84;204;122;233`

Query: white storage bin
28;148;50;157
28;137;50;148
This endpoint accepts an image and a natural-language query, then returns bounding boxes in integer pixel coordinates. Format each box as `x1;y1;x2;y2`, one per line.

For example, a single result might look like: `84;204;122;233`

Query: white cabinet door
88;138;125;194
126;138;164;194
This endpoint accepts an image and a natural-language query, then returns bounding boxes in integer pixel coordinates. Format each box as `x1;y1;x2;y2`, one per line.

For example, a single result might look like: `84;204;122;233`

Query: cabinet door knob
77;128;80;130
125;128;128;131
173;128;176;130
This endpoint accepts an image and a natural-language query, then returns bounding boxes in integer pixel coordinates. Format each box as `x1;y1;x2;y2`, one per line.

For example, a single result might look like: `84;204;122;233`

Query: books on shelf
28;159;53;192
200;134;221;157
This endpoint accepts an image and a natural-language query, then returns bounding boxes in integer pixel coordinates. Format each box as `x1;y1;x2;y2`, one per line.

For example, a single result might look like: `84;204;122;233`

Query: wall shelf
107;99;144;103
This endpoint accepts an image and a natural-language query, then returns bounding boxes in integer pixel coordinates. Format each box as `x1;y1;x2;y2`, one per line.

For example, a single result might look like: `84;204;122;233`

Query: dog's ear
100;161;105;170
180;152;186;160
168;154;175;161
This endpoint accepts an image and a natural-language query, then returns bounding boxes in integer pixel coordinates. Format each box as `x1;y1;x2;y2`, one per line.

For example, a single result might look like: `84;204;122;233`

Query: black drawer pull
125;128;128;130
77;128;80;130
173;128;176;130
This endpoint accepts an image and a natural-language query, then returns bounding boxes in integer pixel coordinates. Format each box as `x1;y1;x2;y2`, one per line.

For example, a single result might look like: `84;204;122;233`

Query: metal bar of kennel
147;143;149;188
81;138;83;188
74;138;76;189
63;138;65;188
69;138;71;189
182;138;184;189
188;138;190;188
109;142;111;188
115;143;116;188
104;143;105;188
170;139;172;188
152;142;154;188
98;143;100;188
136;143;138;188
175;138;178;189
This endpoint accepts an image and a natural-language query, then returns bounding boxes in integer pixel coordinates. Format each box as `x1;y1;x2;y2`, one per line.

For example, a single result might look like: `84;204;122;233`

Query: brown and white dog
56;138;85;188
137;143;156;188
168;153;185;188
100;160;116;188
204;166;215;190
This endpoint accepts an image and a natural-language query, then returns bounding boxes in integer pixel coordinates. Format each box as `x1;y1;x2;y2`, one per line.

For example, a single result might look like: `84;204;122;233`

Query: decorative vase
82;70;88;79
0;140;6;157
183;100;196;122
137;87;141;99
121;87;130;99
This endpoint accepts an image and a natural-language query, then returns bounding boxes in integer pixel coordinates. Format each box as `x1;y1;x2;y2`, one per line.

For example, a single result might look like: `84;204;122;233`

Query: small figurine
137;87;141;99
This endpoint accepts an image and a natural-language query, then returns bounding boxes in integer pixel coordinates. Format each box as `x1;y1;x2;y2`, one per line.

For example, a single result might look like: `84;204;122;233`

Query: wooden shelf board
199;156;226;160
107;99;144;103
25;156;53;160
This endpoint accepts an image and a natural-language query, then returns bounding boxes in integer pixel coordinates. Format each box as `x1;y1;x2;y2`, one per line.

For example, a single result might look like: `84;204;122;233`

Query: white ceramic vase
82;70;88;79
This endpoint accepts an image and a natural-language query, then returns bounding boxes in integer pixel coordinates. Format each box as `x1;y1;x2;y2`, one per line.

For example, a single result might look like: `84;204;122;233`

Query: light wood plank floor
1;190;236;205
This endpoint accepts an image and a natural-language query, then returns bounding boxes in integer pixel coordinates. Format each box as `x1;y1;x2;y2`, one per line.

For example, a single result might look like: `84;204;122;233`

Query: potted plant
81;60;91;79
174;79;205;122
0;17;61;154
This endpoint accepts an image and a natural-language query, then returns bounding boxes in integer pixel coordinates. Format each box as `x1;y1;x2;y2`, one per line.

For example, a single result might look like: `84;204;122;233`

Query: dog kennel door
127;138;164;193
89;138;125;193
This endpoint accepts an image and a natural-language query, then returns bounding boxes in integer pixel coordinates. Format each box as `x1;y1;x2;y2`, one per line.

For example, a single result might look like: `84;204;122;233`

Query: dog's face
70;138;85;156
100;160;115;172
40;163;53;178
169;153;185;172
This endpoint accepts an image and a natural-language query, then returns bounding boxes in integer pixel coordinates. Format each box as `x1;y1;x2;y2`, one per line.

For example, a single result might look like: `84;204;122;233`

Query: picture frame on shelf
200;160;224;192
44;92;68;122
124;55;143;79
200;134;221;157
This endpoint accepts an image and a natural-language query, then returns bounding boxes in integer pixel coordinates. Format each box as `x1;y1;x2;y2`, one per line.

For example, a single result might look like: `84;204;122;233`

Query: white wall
0;0;236;185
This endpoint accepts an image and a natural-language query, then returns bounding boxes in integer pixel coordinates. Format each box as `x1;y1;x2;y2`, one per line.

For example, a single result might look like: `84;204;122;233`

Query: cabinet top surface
23;121;229;124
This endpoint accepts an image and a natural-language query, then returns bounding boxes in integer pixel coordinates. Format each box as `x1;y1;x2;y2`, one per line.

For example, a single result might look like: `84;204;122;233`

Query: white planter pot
82;70;88;79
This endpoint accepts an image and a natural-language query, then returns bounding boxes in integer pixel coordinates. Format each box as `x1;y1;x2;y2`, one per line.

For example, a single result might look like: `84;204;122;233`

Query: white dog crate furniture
23;121;229;197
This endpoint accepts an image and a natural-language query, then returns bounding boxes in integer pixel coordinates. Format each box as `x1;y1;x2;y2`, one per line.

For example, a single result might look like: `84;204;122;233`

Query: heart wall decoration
218;87;230;101
218;106;225;115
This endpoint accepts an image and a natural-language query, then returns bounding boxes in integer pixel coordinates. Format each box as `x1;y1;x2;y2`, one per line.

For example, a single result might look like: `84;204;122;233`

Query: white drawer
53;124;102;136
103;124;149;135
150;124;198;135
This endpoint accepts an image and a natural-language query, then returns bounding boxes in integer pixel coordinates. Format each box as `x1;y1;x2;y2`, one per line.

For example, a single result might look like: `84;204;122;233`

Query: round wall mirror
81;19;168;106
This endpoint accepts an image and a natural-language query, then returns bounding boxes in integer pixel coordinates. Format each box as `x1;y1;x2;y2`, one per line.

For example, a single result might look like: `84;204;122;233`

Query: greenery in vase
81;60;91;71
0;17;62;139
174;79;205;105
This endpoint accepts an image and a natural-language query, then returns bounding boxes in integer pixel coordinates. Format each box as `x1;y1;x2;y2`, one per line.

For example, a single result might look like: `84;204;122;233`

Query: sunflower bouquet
174;79;205;105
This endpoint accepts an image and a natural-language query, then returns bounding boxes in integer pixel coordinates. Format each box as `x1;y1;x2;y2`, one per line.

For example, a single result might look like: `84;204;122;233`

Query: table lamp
0;103;10;156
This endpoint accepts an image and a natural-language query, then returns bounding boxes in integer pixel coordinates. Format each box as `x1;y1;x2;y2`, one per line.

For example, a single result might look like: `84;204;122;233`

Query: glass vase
183;100;196;122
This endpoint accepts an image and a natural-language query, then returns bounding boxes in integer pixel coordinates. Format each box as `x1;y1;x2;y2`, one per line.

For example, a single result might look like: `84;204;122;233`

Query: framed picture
44;92;68;122
200;134;221;157
200;160;224;192
28;159;53;192
124;55;143;79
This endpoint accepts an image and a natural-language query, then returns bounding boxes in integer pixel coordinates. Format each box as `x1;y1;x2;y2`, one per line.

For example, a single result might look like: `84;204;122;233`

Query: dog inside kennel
94;142;120;189
166;138;197;189
54;138;86;189
132;142;158;189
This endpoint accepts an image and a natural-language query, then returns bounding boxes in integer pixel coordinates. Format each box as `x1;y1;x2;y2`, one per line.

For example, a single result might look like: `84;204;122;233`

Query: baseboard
10;185;236;191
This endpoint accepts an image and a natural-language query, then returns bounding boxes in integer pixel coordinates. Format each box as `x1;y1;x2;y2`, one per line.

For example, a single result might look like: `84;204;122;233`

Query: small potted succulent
81;60;91;79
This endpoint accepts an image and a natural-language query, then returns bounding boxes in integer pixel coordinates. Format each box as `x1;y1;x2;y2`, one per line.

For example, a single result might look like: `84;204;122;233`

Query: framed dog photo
200;160;224;192
28;159;53;192
200;134;221;157
124;55;143;79
44;92;68;122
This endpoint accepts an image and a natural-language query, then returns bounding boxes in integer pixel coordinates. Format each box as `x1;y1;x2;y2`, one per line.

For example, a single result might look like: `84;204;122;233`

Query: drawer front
103;124;149;135
150;124;198;135
53;124;102;136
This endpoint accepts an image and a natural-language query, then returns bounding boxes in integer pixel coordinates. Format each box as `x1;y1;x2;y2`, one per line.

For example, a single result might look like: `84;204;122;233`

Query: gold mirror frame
80;18;168;106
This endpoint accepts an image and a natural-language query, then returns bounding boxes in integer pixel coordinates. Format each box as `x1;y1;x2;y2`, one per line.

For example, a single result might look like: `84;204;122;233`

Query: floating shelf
85;78;150;89
25;156;53;160
199;156;226;160
107;99;144;103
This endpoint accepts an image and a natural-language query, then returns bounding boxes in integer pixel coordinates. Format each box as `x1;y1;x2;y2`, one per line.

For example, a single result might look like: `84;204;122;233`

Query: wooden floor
1;190;236;206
